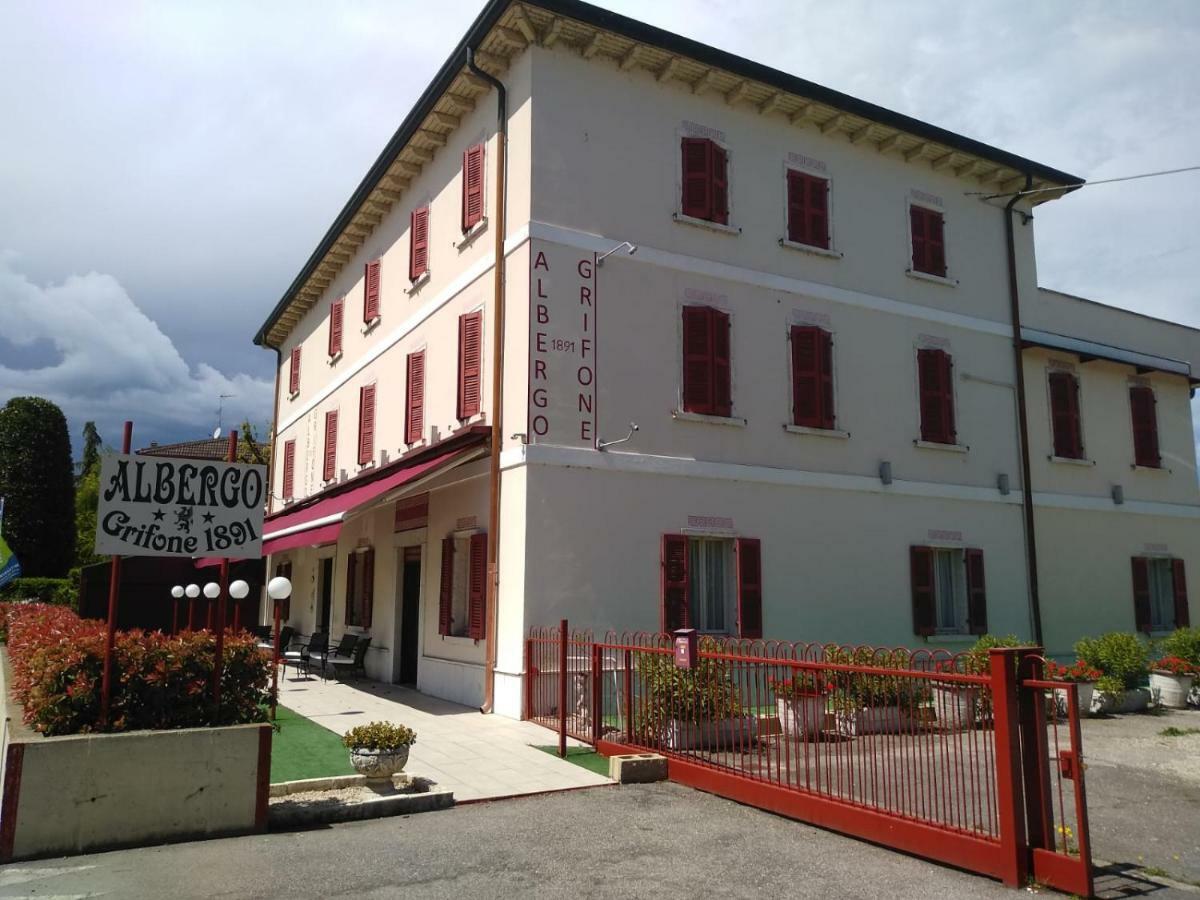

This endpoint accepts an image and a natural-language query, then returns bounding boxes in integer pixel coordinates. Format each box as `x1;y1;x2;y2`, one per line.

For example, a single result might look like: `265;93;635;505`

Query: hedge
1;603;270;735
0;577;75;609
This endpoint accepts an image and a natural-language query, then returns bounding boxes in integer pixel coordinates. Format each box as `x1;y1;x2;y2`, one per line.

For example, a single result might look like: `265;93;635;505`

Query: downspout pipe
1004;174;1044;646
267;346;283;518
467;47;506;713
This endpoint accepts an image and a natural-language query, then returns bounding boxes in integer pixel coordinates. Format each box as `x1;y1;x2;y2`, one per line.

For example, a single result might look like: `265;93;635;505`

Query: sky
1;1;1198;457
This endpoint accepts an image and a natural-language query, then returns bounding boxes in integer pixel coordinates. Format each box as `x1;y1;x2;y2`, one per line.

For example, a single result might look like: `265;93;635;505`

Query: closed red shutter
1172;559;1190;627
910;207;947;277
410;207;429;280
468;532;487;640
1131;557;1152;633
289;347;301;395
359;548;374;628
358;384;376;465
910;546;935;636
736;537;762;639
462;144;484;231
1049;372;1083;458
438;537;454;636
1130;386;1161;468
910;206;928;273
661;534;689;632
682;306;713;414
282;439;295;500
711;144;729;225
681;137;711;220
786;172;829;249
918;348;955;444
712;309;732;417
406;351;425;443
363;260;381;322
786;170;806;244
458;311;483;419
344;551;358;625
965;548;988;635
329;297;344;357
791;326;833;428
322;410;338;482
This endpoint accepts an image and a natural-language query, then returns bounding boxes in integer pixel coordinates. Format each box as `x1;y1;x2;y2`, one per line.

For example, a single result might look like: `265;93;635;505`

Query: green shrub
825;646;929;709
1157;627;1200;669
0;577;75;609
635;639;742;733
1074;632;1149;690
342;721;417;750
963;634;1023;675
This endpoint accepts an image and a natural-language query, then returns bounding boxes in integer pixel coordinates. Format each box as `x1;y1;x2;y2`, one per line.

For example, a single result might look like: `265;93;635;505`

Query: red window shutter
682;306;714;415
910;206;928;273
323;410;338;482
457;311;483;419
736;537;763;639
712;309;732;417
787;172;830;248
918;348;955;444
681;137;711;220
406;351;425;443
344;551;358;625
661;534;689;632
282;439;295;500
358;384;376;466
791;326;833;428
289;347;301;395
410;206;429;280
467;532;487;640
786;170;806;244
910;546;936;636
329;297;344;357
710;144;729;225
1130;386;1161;468
438;537;454;636
965;548;988;635
1048;372;1083;458
1131;556;1152;633
1172;558;1190;628
363;260;381;322
360;548;374;629
462;144;484;231
910;207;946;276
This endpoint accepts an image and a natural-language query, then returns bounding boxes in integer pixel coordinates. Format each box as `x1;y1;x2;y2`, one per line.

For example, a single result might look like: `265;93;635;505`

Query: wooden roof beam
582;32;604;59
876;133;902;154
619;44;641;71
692;69;719;96
494;25;527;48
427;110;460;129
725;80;751;106
759;91;786;116
375;188;404;203
819;112;845;135
790;102;819;125
442;92;476;114
903;141;929;162
542;18;564;48
417;128;447;147
658;57;682;83
930;151;956;171
848;123;873;144
509;5;538;43
406;146;435;164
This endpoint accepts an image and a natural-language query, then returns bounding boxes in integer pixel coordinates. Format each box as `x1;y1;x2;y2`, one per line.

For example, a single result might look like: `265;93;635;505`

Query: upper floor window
681;137;729;225
1129;385;1161;468
438;532;487;639
328;297;344;357
357;384;376;466
790;325;834;429
917;347;956;445
1048;371;1083;459
785;170;830;249
344;546;375;628
462;144;484;232
322;410;338;482
457;311;483;420
410;206;430;281
681;305;731;417
661;534;761;637
910;546;987;636
363;260;381;323
909;205;947;277
288;347;301;396
281;439;296;501
1132;557;1189;633
405;350;425;444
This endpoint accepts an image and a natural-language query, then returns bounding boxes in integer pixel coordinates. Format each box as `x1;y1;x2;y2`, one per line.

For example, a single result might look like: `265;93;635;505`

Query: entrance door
318;557;334;633
396;547;421;685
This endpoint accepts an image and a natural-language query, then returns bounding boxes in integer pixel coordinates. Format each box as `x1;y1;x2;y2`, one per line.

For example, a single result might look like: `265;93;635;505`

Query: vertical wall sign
528;240;598;447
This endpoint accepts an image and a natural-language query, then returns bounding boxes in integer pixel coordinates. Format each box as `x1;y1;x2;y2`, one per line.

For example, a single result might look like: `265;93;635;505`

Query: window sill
906;269;959;288
327;351;343;366
405;438;427;451
672;409;747;427
924;634;975;643
1131;463;1169;473
361;316;381;336
1049;455;1094;467
455;218;487;250
439;634;478;643
914;439;969;454
407;272;431;295
784;424;849;439
673;212;741;236
779;238;842;260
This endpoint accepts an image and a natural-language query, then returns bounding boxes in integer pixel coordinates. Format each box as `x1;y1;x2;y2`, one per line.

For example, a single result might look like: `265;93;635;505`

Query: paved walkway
276;669;610;801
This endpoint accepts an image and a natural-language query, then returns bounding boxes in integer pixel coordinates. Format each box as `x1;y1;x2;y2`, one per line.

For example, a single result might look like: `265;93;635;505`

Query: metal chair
282;632;328;679
331;636;372;680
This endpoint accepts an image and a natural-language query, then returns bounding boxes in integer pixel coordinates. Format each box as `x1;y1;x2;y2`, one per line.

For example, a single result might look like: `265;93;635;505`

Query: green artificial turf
270;705;356;784
535;745;612;777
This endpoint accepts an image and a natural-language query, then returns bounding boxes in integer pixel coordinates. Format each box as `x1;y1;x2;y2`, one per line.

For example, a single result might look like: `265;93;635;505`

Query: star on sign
152;509;165;521
202;512;215;523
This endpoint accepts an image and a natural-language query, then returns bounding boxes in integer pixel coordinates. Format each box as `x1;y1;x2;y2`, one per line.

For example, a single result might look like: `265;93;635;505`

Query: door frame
392;528;427;683
315;546;336;635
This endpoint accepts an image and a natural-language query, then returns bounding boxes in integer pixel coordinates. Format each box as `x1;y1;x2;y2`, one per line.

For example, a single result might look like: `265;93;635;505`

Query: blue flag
0;497;21;589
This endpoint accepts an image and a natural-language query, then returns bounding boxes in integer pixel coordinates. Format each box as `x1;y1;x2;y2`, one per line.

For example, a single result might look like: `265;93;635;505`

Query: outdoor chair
282;631;328;679
258;625;295;654
331;636;371;680
310;634;358;680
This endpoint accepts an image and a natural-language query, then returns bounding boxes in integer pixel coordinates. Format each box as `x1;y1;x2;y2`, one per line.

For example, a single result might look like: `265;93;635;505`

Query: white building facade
255;0;1199;718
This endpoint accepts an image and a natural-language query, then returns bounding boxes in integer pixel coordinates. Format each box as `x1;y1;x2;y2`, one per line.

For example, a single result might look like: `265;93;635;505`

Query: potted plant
930;660;979;731
1157;627;1200;708
1044;659;1102;716
1075;633;1150;714
343;721;417;781
827;647;924;736
634;640;749;750
770;670;829;741
1148;656;1197;709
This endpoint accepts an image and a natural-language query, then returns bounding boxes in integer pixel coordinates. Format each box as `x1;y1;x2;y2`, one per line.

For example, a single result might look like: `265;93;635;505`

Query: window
681;305;731;417
438;532;487;639
909;206;946;277
917;348;956;444
462;144;484;232
344;547;374;628
1129;385;1161;468
328;297;344;357
409;206;429;281
281;440;295;501
357;384;376;466
405;350;425;443
363;260;381;322
322;410;338;482
791;325;834;429
661;534;761;637
786;170;829;249
288;347;301;396
273;562;292;620
457;311;482;419
1132;557;1189;633
681;137;729;225
1048;371;1083;459
910;546;987;636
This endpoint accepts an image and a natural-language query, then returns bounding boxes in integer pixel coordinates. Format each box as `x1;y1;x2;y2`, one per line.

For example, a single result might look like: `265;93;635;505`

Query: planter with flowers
1148;656;1197;709
1044;659;1101;716
1075;633;1151;714
827;647;924;736
930;660;980;732
771;670;829;741
343;722;417;782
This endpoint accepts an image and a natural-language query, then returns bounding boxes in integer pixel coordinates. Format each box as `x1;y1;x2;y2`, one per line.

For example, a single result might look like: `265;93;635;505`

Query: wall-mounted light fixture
598;422;639;451
597;241;638;266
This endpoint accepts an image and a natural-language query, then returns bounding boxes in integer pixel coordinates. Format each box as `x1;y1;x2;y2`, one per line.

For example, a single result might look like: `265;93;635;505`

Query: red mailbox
673;628;698;670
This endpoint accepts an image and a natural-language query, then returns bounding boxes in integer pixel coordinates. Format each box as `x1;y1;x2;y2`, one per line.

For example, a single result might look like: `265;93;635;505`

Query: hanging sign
95;454;266;558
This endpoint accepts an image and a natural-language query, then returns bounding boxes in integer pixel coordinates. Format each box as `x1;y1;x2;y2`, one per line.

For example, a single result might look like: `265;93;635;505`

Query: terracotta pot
349;745;411;781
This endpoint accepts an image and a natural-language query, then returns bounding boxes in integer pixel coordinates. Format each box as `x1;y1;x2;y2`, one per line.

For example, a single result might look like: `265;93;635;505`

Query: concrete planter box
931;685;978;731
835;705;912;736
658;716;758;750
1149;672;1194;709
1095;686;1152;714
776;695;827;740
1051;682;1095;717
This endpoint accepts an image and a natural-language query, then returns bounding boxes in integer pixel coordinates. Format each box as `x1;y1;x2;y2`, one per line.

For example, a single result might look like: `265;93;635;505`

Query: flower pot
932;685;978;731
835;705;910;736
776;695;826;741
349;745;411;781
1095;687;1151;715
1052;682;1095;717
1150;672;1194;709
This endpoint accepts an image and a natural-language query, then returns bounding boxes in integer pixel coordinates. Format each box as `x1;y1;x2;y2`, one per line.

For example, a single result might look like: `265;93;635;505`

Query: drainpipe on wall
266;346;283;517
1004;174;1045;646
467;47;507;713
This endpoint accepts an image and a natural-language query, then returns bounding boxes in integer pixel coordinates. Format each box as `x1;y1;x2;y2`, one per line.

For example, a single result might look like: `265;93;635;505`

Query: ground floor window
1132;556;1189;633
344;547;374;628
439;532;487;639
661;534;761;637
688;538;735;633
910;546;987;637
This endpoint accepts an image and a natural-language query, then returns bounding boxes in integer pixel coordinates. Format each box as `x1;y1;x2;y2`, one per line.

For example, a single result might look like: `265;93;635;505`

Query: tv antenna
215;394;236;439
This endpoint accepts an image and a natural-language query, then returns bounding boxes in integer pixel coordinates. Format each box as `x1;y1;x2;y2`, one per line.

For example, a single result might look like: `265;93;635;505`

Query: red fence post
989;647;1029;888
591;641;603;745
558;619;568;758
1017;648;1055;852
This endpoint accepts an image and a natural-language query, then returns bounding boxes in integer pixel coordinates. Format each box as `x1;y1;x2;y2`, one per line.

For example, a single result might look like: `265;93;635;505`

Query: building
253;0;1199;717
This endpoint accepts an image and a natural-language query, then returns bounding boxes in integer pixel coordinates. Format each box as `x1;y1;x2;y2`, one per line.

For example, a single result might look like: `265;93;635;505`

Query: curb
268;775;455;830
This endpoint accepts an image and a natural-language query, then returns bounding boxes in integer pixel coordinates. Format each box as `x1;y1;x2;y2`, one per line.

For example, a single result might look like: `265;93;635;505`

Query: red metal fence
526;625;1093;897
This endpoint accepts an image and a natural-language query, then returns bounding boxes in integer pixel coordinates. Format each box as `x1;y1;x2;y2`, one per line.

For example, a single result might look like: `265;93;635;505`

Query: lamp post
170;585;184;635
203;582;219;632
185;583;200;631
266;576;291;721
229;580;249;634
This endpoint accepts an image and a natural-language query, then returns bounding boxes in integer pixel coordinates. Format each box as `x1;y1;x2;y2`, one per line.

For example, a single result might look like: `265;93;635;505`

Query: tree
74;466;103;568
0;397;76;577
79;421;102;480
237;419;272;466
